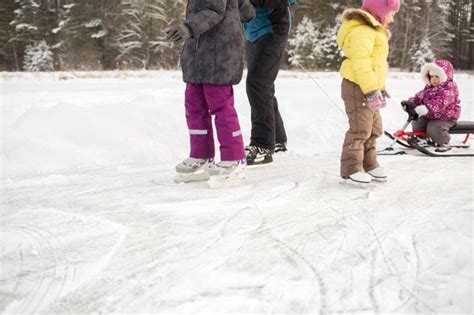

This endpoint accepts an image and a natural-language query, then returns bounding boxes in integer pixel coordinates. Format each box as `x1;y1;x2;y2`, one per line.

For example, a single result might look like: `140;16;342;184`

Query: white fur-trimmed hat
420;60;450;85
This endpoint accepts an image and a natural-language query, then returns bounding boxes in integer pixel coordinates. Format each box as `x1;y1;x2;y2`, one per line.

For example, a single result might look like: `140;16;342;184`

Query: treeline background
0;0;472;72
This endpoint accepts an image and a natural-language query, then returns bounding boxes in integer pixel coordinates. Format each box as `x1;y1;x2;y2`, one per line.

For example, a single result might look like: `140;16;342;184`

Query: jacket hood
420;60;455;85
337;9;382;48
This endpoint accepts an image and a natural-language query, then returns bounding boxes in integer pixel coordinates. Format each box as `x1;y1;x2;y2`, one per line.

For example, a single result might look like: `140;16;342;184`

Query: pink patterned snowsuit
409;60;461;145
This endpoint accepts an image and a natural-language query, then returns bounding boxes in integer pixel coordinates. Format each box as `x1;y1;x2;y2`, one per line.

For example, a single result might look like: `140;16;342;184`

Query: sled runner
380;101;474;157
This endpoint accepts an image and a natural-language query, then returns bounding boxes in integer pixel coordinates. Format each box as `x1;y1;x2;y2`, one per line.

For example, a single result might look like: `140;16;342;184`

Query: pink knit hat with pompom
362;0;401;22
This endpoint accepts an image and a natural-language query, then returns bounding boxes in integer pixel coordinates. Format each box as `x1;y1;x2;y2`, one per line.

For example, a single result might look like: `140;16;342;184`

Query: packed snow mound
2;71;472;178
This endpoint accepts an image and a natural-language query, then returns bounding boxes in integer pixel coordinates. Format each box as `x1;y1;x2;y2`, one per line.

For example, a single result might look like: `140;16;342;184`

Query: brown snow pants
340;79;382;177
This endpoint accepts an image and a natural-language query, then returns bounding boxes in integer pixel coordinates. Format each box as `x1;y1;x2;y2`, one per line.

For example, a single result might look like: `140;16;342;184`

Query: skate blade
378;150;406;155
208;172;245;188
371;177;387;183
174;170;210;183
339;178;373;189
246;162;272;169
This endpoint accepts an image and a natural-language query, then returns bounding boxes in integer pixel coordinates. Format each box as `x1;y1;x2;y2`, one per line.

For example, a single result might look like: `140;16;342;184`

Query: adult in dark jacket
244;0;296;166
166;0;255;183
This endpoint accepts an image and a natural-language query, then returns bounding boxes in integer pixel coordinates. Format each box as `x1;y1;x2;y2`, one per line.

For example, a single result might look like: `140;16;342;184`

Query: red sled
380;101;474;157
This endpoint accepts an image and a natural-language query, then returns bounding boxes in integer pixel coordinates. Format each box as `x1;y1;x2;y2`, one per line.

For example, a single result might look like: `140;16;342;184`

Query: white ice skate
174;157;215;183
207;160;246;188
340;171;373;188
367;167;387;182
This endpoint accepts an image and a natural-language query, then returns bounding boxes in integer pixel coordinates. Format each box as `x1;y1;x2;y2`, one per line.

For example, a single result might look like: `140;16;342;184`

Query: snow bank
1;71;472;179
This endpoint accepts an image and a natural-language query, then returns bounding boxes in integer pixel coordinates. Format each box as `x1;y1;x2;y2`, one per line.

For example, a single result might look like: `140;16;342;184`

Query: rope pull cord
285;48;345;116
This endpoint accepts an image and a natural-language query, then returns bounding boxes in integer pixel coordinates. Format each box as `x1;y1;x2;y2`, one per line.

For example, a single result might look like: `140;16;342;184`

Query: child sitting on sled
406;60;461;152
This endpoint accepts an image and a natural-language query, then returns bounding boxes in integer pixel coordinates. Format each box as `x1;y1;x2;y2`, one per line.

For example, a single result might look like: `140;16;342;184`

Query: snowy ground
1;70;473;314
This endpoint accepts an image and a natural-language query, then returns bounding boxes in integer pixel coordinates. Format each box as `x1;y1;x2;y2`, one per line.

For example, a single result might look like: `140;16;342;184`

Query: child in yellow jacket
336;0;400;185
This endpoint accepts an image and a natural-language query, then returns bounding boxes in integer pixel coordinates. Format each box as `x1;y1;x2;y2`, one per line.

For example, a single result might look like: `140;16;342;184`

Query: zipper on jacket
195;35;201;50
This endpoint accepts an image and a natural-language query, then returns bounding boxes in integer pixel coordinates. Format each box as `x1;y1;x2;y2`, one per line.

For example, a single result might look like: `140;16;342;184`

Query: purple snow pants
185;83;245;161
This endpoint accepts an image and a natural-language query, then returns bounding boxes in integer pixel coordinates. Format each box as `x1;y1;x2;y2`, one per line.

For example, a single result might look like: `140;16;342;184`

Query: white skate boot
367;167;387;182
208;159;246;188
174;157;215;183
341;171;372;188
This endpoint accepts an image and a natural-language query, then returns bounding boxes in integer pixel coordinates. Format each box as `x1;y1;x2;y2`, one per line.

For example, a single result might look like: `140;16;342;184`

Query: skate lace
246;146;267;158
183;158;206;169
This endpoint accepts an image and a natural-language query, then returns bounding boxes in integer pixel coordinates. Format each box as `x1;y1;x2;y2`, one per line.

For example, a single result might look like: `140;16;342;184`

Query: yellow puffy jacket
336;9;390;94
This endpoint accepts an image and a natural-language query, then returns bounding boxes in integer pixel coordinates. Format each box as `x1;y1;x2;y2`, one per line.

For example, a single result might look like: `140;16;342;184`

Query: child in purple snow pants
185;83;245;161
165;0;255;182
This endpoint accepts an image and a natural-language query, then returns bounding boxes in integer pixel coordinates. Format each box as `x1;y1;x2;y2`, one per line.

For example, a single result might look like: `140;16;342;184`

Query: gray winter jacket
181;0;255;85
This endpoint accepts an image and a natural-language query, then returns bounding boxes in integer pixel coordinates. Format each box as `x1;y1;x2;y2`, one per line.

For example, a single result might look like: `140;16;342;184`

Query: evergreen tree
287;16;321;69
54;0;121;69
1;0;471;71
9;0;41;46
116;0;170;69
293;0;358;29
288;16;342;71
7;0;46;70
316;20;343;70
23;39;54;71
410;37;435;71
390;0;453;70
389;0;423;70
0;0;17;70
448;0;472;69
424;0;453;61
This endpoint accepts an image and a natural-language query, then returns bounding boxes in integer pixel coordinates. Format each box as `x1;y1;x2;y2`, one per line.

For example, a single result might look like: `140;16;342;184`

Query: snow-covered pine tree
288;16;321;69
116;0;169;69
7;0;48;71
23;40;53;71
398;0;453;71
1;0;468;71
315;20;343;70
9;0;41;46
409;37;435;71
54;0;120;70
54;2;102;48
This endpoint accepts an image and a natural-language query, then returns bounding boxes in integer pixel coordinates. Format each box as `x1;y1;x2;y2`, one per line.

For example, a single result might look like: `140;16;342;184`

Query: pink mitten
365;90;386;110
